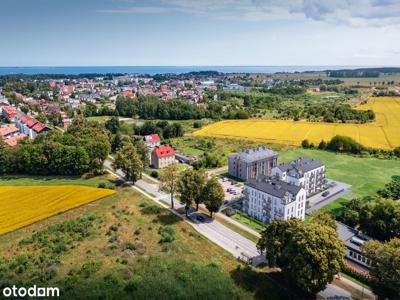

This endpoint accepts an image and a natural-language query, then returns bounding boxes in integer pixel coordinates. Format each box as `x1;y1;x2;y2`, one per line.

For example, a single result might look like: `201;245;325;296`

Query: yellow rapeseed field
0;186;115;235
193;97;400;149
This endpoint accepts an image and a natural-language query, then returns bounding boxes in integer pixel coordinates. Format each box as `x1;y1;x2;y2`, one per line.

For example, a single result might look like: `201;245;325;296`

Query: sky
0;0;399;66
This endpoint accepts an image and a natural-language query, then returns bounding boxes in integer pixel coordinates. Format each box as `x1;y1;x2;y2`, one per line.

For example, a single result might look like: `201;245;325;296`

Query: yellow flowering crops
193;97;400;150
0;186;115;235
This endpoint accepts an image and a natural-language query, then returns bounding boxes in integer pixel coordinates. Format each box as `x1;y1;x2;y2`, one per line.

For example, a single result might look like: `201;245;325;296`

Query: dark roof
290;157;324;172
245;176;302;199
336;221;372;252
231;146;278;163
277;157;324;174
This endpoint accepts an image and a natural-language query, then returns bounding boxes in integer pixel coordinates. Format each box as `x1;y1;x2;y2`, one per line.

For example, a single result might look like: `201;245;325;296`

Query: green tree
0;140;9;174
134;140;149;167
257;218;345;294
378;177;400;200
301;139;310;149
202;177;224;217
105;116;120;134
159;164;180;209
363;238;400;296
359;198;400;241
113;144;143;182
177;169;206;215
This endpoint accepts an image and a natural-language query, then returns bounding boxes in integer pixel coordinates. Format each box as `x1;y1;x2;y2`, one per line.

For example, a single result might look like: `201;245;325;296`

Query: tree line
0;116;110;176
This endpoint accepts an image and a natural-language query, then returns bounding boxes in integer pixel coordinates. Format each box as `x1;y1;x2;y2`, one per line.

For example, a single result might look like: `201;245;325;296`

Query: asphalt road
104;160;374;299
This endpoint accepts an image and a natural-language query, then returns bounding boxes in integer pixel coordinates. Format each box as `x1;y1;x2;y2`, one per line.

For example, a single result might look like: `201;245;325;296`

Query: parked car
196;215;205;222
322;191;330;197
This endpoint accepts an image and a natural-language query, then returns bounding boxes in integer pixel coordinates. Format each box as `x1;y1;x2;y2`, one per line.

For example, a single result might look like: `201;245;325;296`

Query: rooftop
232;146;278;163
246;176;302;199
278;157;324;173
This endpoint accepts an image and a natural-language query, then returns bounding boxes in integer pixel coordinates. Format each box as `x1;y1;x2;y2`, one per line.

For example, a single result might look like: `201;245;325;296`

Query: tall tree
202;177;224;218
0;140;9;174
257;218;345;294
177;169;206;216
134;140;149;167
159;164;180;209
363;238;400;296
112;144;143;182
359;198;400;241
105;116;120;134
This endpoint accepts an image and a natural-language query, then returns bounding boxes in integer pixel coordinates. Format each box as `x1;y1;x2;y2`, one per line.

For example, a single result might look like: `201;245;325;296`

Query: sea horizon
0;65;389;75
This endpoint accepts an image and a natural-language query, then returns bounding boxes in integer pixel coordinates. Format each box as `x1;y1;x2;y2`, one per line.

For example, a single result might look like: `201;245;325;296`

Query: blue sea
0;65;370;75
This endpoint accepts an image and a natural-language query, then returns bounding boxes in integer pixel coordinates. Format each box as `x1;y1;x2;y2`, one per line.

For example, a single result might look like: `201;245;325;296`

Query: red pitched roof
32;122;47;133
153;145;175;158
4;133;27;147
2;106;17;118
0;125;18;137
19;115;29;123
26;118;38;128
144;134;160;143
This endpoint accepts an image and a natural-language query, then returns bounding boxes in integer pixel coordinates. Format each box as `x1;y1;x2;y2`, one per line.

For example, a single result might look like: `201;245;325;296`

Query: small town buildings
0;125;19;139
336;221;373;269
151;145;175;169
228;146;278;181
143;134;161;148
272;157;325;196
1;106;17;121
243;176;307;223
16;115;50;139
3;133;27;147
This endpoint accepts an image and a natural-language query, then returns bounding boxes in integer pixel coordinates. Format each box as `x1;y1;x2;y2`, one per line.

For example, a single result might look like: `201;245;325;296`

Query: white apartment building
243;177;307;223
272;157;325;196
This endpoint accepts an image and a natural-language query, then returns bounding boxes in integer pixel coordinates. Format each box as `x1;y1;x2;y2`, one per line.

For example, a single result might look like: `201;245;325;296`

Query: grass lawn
0;174;117;188
231;212;266;233
0;183;291;299
279;148;400;215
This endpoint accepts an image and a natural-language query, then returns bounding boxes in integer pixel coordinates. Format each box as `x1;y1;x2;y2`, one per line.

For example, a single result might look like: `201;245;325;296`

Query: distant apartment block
244;176;307;223
16;115;50;139
151;145;175;169
228;146;278;181
272;157;325;196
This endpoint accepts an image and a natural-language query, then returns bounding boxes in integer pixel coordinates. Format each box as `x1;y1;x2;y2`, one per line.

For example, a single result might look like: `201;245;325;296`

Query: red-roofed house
31;122;50;138
0;125;19;139
143;134;161;148
2;106;17;121
16;115;50;138
4;133;27;147
151;145;175;169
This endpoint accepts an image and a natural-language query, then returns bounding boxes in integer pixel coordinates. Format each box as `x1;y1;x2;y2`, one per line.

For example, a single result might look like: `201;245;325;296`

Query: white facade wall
244;186;306;223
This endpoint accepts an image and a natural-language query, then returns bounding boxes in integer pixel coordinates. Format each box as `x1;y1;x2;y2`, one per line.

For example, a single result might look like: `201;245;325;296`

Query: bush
158;226;176;243
125;275;143;292
327;135;364;154
98;182;107;188
301;139;310;149
150;170;159;179
193;121;203;128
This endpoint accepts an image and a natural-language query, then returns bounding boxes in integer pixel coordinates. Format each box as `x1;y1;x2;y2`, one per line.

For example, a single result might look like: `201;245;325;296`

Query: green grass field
0;174;116;188
279;148;400;215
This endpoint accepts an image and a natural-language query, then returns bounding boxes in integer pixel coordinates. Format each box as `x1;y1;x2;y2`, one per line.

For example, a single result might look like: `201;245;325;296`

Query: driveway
306;179;352;213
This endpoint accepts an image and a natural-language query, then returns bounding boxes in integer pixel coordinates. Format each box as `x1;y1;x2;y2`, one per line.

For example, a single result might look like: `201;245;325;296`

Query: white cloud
99;0;400;27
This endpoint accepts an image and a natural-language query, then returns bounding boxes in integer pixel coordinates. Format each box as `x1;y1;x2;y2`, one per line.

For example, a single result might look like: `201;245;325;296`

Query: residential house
243;176;307;223
336;221;373;269
2;106;17;121
272;157;325;196
4;133;27;147
0;125;20;140
143;134;161;148
228;146;278;181
151;145;175;169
